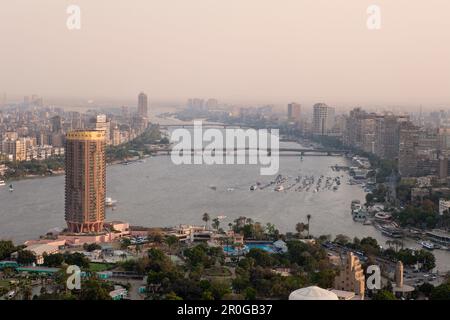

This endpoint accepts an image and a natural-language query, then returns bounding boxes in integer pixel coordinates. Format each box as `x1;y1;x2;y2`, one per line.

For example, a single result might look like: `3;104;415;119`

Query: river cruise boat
352;208;368;222
425;230;450;248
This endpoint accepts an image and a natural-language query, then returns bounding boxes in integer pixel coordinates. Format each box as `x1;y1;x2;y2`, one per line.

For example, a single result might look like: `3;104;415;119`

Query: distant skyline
1;1;450;108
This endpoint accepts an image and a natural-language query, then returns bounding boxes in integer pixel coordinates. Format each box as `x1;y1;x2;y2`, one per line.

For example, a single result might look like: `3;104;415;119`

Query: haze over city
1;0;450;108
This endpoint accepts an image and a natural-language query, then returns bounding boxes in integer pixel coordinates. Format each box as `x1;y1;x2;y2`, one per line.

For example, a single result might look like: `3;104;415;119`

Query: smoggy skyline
1;0;449;108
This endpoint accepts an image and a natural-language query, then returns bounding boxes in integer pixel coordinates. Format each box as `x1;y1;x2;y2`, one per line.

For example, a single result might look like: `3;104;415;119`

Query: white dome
288;286;339;300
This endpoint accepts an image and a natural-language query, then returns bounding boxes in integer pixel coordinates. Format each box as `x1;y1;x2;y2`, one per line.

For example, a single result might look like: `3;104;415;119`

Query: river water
1;139;449;271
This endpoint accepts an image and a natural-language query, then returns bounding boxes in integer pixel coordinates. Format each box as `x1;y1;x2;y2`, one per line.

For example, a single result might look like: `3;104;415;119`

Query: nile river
1;139;450;271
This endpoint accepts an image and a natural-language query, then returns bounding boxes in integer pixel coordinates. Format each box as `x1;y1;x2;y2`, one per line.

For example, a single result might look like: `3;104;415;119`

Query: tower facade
287;103;301;123
137;92;148;117
65;130;106;233
313;103;335;136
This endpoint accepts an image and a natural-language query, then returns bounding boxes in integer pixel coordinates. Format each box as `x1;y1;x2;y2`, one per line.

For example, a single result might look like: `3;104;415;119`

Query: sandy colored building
333;252;365;299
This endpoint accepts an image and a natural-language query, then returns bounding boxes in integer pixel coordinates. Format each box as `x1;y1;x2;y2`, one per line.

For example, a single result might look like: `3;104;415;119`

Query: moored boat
105;197;117;207
419;241;435;250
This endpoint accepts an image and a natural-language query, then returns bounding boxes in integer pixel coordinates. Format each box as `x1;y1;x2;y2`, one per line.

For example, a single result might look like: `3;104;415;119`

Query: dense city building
343;108;377;153
313;103;335;136
398;122;420;177
374;114;409;159
287;103;301;123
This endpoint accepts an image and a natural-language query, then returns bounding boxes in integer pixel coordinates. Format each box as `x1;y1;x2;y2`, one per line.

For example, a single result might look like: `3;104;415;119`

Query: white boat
250;185;258;191
105;197;117;207
352;208;368;222
275;185;284;192
0;180;5;186
419;241;435;250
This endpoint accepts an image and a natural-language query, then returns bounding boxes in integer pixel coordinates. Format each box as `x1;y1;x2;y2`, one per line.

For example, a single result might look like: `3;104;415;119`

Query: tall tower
137;92;148;117
395;261;404;288
65;130;106;233
313;103;335;136
287;103;301;122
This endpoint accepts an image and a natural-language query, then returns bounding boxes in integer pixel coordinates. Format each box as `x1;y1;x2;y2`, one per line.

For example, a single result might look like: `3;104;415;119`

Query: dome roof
288;286;339;300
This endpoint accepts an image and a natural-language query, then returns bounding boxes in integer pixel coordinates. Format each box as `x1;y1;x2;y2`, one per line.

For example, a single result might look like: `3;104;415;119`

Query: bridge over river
148;147;350;157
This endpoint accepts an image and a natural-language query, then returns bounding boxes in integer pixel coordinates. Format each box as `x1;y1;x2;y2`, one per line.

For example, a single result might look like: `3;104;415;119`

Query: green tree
430;283;450;300
166;291;183;300
17;250;36;265
0;240;16;260
334;234;350;245
244;287;257;300
212;218;220;231
63;252;90;269
120;238;132;249
306;214;312;238
372;290;397;300
418;282;434;298
79;278;112;300
209;280;231;300
202;213;211;229
83;243;102;252
201;290;214;300
295;223;306;238
164;235;179;254
43;253;64;267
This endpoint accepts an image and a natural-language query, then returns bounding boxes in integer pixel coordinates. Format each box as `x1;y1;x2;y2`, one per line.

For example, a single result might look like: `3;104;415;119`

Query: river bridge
148;147;350;157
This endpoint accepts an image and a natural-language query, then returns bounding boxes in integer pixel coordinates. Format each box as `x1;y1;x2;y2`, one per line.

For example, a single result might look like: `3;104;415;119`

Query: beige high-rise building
65;130;106;233
398;122;420;177
138;92;148;117
112;126;121;146
1;139;26;161
374;114;409;160
287;103;301;123
313;103;335;136
334;252;365;299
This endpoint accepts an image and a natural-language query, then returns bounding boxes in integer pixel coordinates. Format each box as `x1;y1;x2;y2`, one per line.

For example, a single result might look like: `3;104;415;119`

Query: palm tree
386;240;393;249
165;235;178;254
306;214;312;238
392;239;403;252
19;280;32;300
202;212;210;230
212;218;220;231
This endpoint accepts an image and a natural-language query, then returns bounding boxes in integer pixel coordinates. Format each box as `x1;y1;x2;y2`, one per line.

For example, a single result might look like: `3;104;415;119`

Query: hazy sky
1;0;449;107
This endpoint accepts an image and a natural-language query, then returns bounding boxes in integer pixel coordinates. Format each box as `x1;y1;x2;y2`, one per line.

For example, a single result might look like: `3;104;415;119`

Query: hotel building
65;130;106;233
